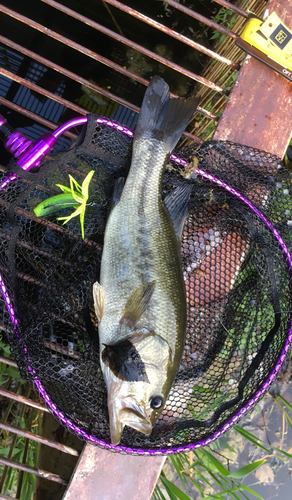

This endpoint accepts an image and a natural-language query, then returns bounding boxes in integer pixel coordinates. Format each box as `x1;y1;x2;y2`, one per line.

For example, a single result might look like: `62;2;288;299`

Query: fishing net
1;114;291;454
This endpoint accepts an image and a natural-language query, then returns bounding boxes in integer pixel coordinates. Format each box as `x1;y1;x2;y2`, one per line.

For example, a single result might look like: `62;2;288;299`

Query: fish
93;76;198;445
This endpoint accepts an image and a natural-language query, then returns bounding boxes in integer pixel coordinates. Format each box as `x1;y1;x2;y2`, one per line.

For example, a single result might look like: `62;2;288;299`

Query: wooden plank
62;444;165;500
214;0;292;157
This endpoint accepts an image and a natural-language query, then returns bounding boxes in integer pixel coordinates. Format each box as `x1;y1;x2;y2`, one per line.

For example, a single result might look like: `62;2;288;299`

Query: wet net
1;114;291;454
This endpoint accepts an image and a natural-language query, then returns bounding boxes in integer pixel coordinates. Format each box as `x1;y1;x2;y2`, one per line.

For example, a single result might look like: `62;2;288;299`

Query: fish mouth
108;396;152;445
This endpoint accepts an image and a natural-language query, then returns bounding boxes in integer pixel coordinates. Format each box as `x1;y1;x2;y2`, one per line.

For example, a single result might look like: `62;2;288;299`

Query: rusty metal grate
0;0;268;497
0;353;82;499
0;0;266;146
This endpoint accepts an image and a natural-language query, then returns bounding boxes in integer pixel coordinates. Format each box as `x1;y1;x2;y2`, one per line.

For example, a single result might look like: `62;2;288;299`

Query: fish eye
150;396;164;410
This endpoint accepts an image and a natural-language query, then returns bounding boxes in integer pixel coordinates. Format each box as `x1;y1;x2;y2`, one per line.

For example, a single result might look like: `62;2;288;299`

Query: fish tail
134;75;198;152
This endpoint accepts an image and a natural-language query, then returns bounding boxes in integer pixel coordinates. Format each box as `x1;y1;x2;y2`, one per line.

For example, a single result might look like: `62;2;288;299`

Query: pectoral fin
93;281;105;323
102;339;149;382
120;280;156;328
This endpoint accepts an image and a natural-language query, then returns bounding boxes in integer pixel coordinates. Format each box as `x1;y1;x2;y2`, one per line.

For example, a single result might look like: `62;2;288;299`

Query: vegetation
0;334;41;499
153;396;292;499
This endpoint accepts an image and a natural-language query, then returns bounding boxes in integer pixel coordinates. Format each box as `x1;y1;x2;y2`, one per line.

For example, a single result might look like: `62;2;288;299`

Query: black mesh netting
1;115;292;453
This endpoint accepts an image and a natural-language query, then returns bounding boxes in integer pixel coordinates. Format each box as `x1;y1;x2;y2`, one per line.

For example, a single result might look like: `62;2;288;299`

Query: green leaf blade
229;459;266;479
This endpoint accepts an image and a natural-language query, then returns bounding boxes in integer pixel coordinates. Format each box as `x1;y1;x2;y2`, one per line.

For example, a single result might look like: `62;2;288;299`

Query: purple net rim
1;117;292;455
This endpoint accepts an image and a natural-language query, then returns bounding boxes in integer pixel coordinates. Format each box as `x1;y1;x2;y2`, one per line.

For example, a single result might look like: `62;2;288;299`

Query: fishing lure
34;170;95;239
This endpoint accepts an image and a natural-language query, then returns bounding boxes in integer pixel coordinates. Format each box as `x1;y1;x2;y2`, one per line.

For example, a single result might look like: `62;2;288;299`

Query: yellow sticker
260;12;292;50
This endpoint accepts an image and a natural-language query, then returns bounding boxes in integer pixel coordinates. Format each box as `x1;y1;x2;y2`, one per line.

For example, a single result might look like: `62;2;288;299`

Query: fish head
101;331;173;445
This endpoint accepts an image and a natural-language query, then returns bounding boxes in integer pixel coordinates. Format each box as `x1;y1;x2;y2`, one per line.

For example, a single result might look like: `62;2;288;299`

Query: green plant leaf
234;426;271;453
160;476;191;500
278;394;292;413
229;459;266;479
200;448;230;476
238;484;264;499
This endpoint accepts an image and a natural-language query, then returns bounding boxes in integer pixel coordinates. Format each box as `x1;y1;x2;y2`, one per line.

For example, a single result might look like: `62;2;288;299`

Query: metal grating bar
43;0;240;69
0;387;49;413
159;0;239;39
0;355;81;493
0;4;228;95
213;0;249;18
0;35;140;112
0;67;87;117
0;457;68;486
0;96;77;140
0;421;79;456
0;34;216;124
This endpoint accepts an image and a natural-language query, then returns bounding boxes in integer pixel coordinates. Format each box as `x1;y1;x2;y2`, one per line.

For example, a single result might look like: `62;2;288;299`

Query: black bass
93;76;198;445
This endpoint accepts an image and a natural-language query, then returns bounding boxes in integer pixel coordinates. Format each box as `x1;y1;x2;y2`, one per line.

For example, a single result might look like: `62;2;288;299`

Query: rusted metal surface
0;456;68;485
0;356;18;368
44;340;81;360
0;387;49;413
0;420;79;456
0;4;227;95
0;96;77;141
0;35;140;115
214;1;292;158
0;67;88;117
161;0;239;40
0;37;216;123
0;229;74;268
94;0;239;68
213;0;249;17
63;444;166;500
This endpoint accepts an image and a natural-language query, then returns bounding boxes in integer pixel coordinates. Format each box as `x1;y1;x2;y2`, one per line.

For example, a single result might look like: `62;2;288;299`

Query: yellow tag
260;12;292;51
239;12;292;74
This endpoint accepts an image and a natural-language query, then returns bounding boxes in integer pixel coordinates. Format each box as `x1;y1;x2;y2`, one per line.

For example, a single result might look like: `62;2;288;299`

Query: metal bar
0;67;88;117
0;386;31;494
0;387;49;413
0;35;138;114
0;4;228;95
0;356;18;368
0;456;68;485
42;0;239;69
104;0;240;70
213;0;249;18
0;422;19;493
0;420;79;456
0;63;201;144
0;35;217;122
44;340;81;360
0;229;74;268
162;0;239;40
0;96;77;141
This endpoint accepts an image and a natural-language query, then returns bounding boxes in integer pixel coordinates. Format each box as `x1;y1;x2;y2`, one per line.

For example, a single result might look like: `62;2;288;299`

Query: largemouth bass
93;76;198;445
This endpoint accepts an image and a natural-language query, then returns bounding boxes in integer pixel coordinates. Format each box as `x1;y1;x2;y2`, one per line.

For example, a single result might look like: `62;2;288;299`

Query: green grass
153;396;292;499
0;333;41;499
